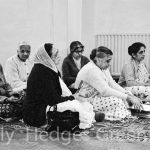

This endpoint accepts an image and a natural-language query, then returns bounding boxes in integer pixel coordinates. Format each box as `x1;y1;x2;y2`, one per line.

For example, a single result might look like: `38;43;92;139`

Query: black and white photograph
0;0;150;149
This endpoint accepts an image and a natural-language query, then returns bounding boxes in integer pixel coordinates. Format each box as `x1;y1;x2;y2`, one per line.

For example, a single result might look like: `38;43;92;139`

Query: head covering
34;44;58;73
18;41;30;50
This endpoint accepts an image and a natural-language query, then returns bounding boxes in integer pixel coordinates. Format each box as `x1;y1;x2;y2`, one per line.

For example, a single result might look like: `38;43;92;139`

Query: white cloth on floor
60;77;95;129
56;100;95;129
46;100;95;129
47;77;95;129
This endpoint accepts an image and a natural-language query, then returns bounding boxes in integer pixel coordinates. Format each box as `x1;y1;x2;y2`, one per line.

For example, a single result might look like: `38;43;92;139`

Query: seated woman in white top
75;46;142;121
5;41;33;92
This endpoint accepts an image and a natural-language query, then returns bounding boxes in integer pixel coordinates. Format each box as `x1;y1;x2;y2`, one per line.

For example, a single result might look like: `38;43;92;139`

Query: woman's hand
0;88;6;95
69;83;75;89
125;90;133;96
7;96;20;103
7;91;15;96
73;93;87;102
127;95;143;111
145;79;150;86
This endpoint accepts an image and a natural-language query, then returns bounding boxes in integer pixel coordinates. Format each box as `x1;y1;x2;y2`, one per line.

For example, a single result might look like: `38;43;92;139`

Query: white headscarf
34;44;58;73
34;44;72;96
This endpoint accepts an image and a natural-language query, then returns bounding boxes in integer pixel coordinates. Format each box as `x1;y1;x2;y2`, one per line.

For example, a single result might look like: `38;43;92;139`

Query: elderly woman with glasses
74;46;142;121
118;42;150;102
62;41;89;93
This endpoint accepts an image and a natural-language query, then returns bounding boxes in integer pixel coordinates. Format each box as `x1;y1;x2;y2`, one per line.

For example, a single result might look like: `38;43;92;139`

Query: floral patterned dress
75;62;131;121
125;62;150;101
76;81;131;121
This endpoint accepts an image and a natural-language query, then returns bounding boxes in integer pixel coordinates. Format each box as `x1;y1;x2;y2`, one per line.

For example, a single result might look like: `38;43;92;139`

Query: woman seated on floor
23;43;103;129
118;42;150;102
62;41;89;94
0;63;23;120
74;46;143;121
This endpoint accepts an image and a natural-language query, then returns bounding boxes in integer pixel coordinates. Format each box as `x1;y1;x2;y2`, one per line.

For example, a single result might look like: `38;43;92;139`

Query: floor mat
0;117;150;145
88;117;150;143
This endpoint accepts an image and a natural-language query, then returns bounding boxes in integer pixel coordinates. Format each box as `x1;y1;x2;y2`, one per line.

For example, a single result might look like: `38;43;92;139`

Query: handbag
46;106;80;132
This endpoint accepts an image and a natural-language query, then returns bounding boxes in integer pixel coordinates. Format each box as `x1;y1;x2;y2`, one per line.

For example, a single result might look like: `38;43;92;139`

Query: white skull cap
18;41;30;49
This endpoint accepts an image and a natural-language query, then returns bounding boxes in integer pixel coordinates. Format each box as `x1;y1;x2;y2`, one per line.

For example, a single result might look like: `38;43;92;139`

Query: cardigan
62;54;89;87
75;62;128;100
5;55;33;92
23;64;74;127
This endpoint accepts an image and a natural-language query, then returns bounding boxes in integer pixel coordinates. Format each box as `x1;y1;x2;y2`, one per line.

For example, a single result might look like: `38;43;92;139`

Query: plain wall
0;0;54;66
1;0;150;71
82;0;150;73
94;0;150;34
0;0;83;71
82;0;150;53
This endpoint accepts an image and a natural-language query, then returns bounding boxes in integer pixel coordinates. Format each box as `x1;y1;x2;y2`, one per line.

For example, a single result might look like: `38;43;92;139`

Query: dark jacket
62;54;89;87
23;64;74;127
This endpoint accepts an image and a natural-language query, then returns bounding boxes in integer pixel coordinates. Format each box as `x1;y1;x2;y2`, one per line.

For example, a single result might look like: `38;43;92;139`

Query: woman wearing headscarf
118;42;150;102
62;41;89;93
23;43;97;129
74;46;142;121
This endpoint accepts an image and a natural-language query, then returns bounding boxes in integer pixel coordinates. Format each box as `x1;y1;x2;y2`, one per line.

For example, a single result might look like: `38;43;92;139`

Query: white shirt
75;61;128;100
5;55;33;92
73;57;81;70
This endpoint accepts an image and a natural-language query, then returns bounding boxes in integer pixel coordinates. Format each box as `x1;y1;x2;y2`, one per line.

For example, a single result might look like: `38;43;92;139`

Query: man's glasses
20;50;30;53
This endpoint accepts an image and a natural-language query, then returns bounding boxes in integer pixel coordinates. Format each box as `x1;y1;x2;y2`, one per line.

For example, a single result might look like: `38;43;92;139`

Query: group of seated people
0;40;150;130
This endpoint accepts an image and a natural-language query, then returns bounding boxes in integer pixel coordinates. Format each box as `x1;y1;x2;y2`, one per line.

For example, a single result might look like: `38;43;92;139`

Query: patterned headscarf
34;44;58;73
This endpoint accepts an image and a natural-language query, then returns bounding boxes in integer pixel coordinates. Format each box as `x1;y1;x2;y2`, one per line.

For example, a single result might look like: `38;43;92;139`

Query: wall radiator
95;34;150;75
